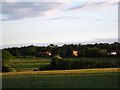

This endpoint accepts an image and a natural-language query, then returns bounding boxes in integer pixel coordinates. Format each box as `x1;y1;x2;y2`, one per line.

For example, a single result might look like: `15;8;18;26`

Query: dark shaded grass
64;57;120;61
2;72;119;88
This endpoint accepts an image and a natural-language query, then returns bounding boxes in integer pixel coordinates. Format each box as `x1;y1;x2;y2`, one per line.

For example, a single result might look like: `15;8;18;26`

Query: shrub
39;65;52;71
50;55;62;69
108;60;119;68
54;55;62;59
38;57;120;71
2;50;13;64
70;59;95;69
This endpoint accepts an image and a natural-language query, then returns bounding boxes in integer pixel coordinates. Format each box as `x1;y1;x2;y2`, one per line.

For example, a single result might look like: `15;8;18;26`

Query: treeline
3;42;120;58
38;55;120;71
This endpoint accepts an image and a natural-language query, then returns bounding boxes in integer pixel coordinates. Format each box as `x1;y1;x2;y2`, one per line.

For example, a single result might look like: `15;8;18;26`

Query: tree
2;50;15;72
85;47;100;57
2;50;13;64
50;55;62;69
21;45;37;56
99;49;108;57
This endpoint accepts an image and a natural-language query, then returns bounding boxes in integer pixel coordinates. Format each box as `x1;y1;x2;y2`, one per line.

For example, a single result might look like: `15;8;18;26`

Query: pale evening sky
0;0;118;48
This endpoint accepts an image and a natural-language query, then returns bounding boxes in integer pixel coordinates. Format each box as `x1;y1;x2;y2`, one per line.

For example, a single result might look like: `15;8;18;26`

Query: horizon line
1;41;119;49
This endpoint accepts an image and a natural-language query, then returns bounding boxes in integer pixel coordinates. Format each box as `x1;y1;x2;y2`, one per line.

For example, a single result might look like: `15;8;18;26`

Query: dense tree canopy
3;42;120;58
2;50;13;64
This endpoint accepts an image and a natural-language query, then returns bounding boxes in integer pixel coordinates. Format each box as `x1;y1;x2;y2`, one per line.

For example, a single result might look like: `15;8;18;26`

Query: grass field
7;57;120;71
8;58;51;71
2;68;120;88
2;58;120;88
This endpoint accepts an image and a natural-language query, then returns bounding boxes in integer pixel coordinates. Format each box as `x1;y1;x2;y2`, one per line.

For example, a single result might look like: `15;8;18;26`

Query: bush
108;60;119;68
50;58;96;70
39;65;52;71
53;55;62;59
38;57;120;71
95;61;107;68
2;50;13;64
50;55;62;69
70;59;95;69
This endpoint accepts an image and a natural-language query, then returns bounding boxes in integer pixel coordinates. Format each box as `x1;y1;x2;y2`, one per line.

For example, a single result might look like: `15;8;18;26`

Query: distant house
111;51;117;55
40;52;51;56
72;50;78;56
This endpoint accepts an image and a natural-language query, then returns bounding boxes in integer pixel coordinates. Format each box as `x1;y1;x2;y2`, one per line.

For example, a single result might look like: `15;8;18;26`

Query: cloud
1;1;117;21
3;0;69;2
49;16;102;22
49;16;83;20
66;1;117;12
1;2;70;21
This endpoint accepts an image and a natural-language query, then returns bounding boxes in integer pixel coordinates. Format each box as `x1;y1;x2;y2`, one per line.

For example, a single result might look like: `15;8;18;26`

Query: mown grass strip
2;68;120;77
9;63;50;65
10;58;51;63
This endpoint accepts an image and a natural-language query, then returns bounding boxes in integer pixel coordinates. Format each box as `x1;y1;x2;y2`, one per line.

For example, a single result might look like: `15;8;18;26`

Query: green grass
2;68;119;88
2;57;120;88
8;58;51;71
7;57;120;71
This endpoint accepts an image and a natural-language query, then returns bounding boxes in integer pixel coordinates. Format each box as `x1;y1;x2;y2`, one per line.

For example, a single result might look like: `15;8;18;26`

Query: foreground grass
2;68;119;88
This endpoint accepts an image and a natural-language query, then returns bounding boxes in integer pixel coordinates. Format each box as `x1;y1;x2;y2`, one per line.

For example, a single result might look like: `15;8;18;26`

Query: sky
0;0;119;48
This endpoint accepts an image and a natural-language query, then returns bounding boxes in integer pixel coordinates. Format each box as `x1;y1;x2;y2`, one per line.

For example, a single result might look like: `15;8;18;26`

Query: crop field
2;68;120;88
